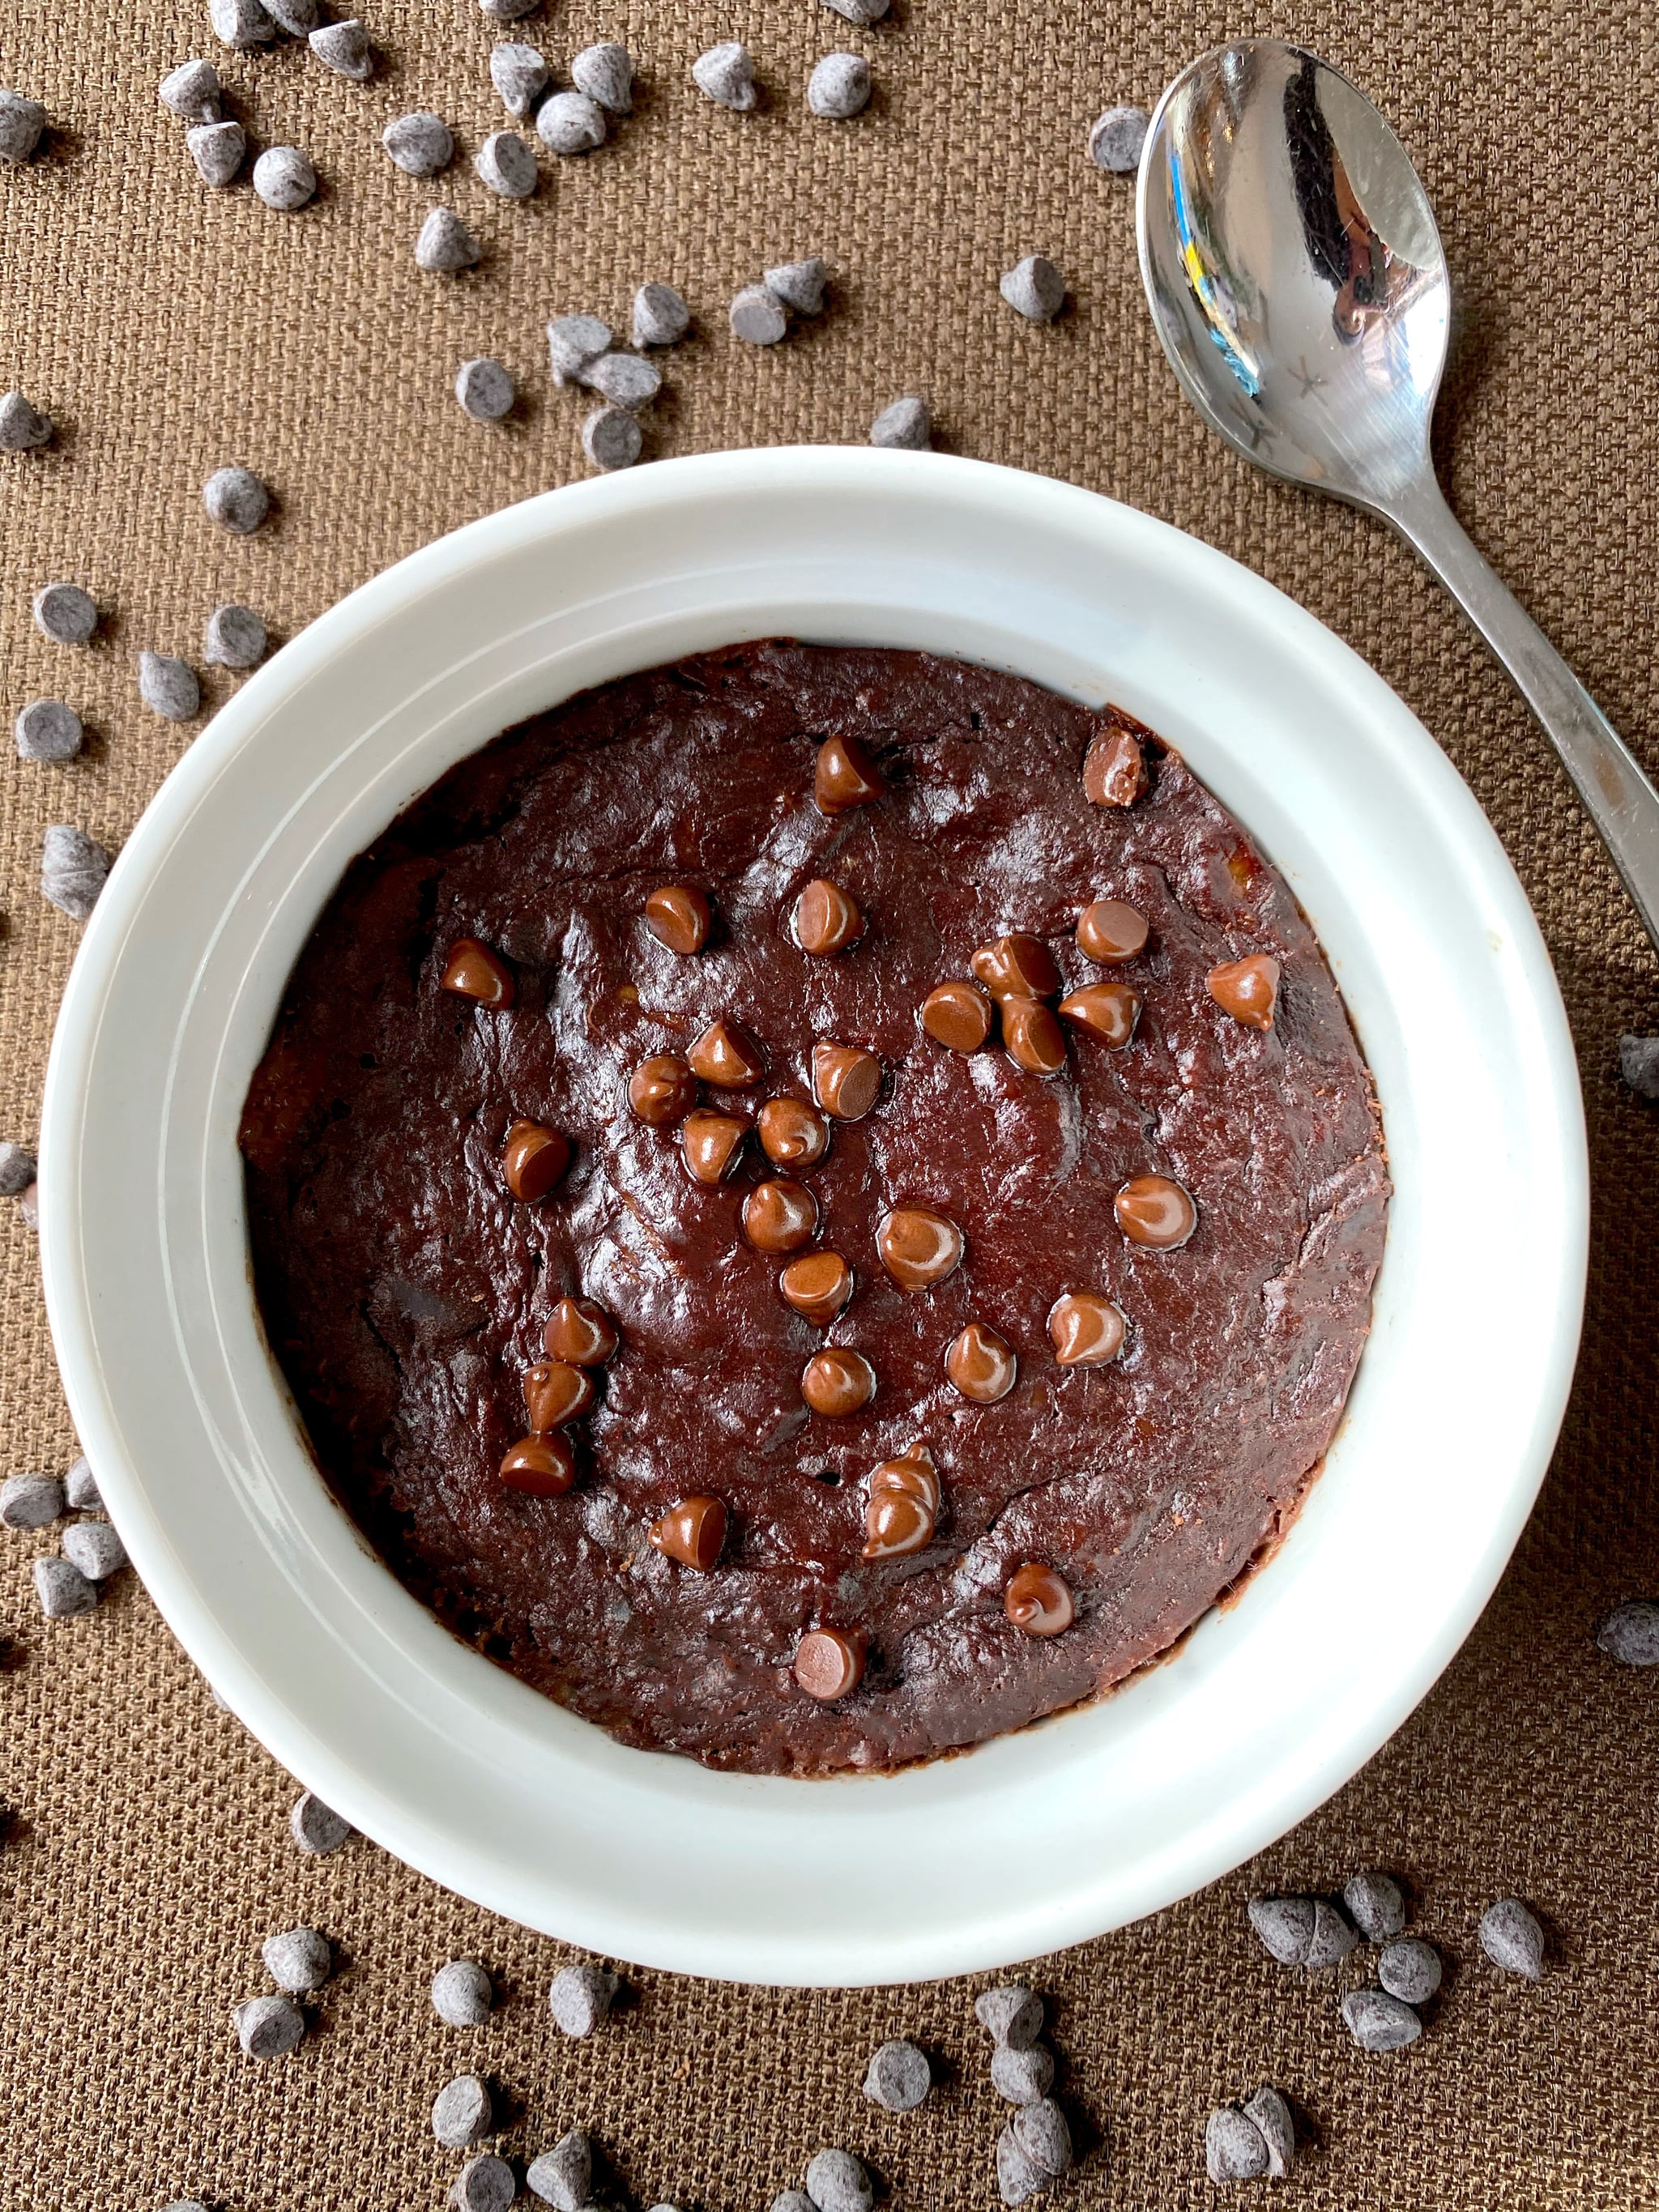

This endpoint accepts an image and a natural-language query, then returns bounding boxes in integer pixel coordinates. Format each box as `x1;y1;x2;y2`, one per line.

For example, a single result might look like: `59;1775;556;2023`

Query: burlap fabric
2;2;1655;2204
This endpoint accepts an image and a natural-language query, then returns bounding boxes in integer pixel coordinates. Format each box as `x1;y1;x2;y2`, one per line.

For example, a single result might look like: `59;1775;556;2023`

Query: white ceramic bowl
40;450;1585;1985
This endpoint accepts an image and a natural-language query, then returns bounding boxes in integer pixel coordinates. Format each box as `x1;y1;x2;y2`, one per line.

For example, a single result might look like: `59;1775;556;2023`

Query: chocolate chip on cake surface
1115;1174;1197;1250
500;1434;575;1496
801;1346;876;1417
1002;999;1067;1076
522;1358;595;1430
1205;2103;1269;2183
262;1925;331;1993
1597;1598;1659;1663
475;130;538;197
160;58;222;121
814;732;882;812
544;1298;618;1366
812;1042;882;1121
309;19;373;79
253;147;317;211
633;283;690;347
289;1790;352;1854
582;405;643;471
975;1984;1044;2049
32;582;98;645
2;1472;63;1528
1242;2086;1294;2179
0;391;53;450
1208;954;1280;1031
527;2127;591;2210
876;1207;962;1289
432;1958;493;2026
138;652;201;722
571;42;633;113
945;1322;1016;1403
41;825;111;920
1004;1563;1073;1637
232;1993;305;2056
743;1177;818;1255
794;1626;864;1701
645;882;712;953
970;933;1060;1000
757;1097;829;1170
804;2147;872;2212
416;207;480;271
0;88;48;163
730;285;789;345
862;1445;940;1560
433;2072;493;2148
921;981;993;1053
15;700;84;764
1088;103;1149;172
1341;1986;1422;2051
778;1250;855;1325
808;52;871;117
792;877;863;954
1379;1936;1442;2005
1057;982;1140;1047
689;1018;766;1088
1075;897;1148;963
628;1052;696;1126
501;1119;571;1202
649;1495;727;1571
681;1109;748;1185
1479;1897;1546;1980
383;112;454;175
205;604;269;667
871;395;931;449
990;2040;1055;2103
537;90;607;154
1343;1868;1407;1941
452;2155;517;2212
863;2037;932;2112
441;938;514;1006
0;1143;36;1199
1047;1289;1125;1367
62;1519;126;1580
548;1961;620;2035
693;42;757;110
1000;254;1065;322
1081;719;1146;805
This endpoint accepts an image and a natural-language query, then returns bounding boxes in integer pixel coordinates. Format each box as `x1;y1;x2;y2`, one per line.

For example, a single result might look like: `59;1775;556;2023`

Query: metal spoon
1137;37;1659;953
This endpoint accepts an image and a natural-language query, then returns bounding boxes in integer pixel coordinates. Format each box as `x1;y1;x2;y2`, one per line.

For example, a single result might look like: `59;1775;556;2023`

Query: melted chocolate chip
649;1494;727;1570
970;934;1060;1001
792;877;863;955
689;1018;766;1087
1082;721;1147;807
501;1118;571;1202
794;1626;865;1701
876;1207;965;1291
628;1052;697;1126
1004;1562;1074;1635
742;1177;819;1254
811;1041;882;1121
1076;897;1149;963
499;1433;577;1496
778;1249;855;1324
441;938;514;1008
522;1359;597;1429
812;732;883;816
758;1095;830;1169
1002;998;1067;1076
1047;1291;1126;1366
645;883;712;955
1208;953;1281;1030
863;1443;940;1558
544;1297;619;1365
681;1107;748;1184
945;1321;1017;1403
920;980;993;1053
1115;1174;1197;1249
1057;982;1141;1048
801;1345;876;1417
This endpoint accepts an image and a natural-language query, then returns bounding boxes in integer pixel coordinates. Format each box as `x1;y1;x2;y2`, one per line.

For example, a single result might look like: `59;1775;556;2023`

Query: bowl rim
38;447;1588;1983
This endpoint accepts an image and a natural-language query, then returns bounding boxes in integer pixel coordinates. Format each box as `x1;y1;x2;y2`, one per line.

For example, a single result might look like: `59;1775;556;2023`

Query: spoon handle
1386;472;1659;953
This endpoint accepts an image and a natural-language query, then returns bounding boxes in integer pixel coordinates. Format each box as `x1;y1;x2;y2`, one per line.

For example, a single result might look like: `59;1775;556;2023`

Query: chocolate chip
1306;1899;1360;1968
862;1444;940;1559
680;1110;748;1185
1000;255;1064;322
211;0;276;49
945;1322;1016;1404
629;1052;696;1125
1088;103;1149;173
1081;721;1146;805
812;1042;882;1121
1004;1563;1073;1637
995;2127;1047;2208
1343;1869;1406;1941
501;1119;571;1202
233;1994;305;2057
479;0;540;17
1115;1174;1196;1250
1208;954;1280;1031
771;2195;817;2212
691;1018;766;1088
62;1519;126;1580
310;19;372;78
863;2038;931;2112
263;0;318;30
641;885;710;962
64;1455;100;1510
527;2127;591;2210
1378;1937;1441;2005
544;1298;618;1366
15;700;83;764
871;394;930;449
0;1143;36;1199
766;258;830;314
476;129;538;197
383;112;454;175
582;405;643;471
203;466;271;535
876;1206;962;1290
548;1961;620;2035
991;2041;1055;2103
19;1183;40;1230
571;42;632;114
921;982;993;1054
32;582;98;645
975;1984;1043;2049
1076;897;1148;963
537;91;607;154
0;390;52;450
1597;1598;1659;1663
792;877;863;955
0;88;46;162
1002;999;1067;1077
744;1178;818;1255
452;2156;516;2212
1047;1289;1124;1367
801;1346;876;1417
490;43;548;120
1341;1986;1422;2051
433;2073;493;2147
441;938;514;1007
1479;1897;1545;1980
289;1790;352;1854
1012;2100;1072;2180
2;1473;63;1528
649;1495;727;1570
758;1096;830;1169
139;652;201;722
523;1359;595;1430
186;117;245;185
1242;2086;1294;2179
808;52;871;118
1247;1895;1311;1964
633;283;691;347
1205;2105;1269;2182
822;0;888;17
778;1250;855;1325
262;1926;331;1993
1058;982;1140;1047
693;42;757;110
416;207;480;271
794;1626;864;1701
432;1958;493;2027
500;1434;575;1496
971;934;1060;1000
730;285;789;344
254;147;317;211
205;604;268;668
41;825;111;920
804;2148;872;2212
33;1555;96;1617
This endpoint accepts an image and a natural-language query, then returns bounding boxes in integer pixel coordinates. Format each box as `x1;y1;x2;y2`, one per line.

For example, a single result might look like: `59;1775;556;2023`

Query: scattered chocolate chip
863;2038;931;2112
62;1519;126;1580
160;58;223;120
990;2041;1055;2103
64;1455;100;1510
433;2073;493;2147
650;1495;727;1570
310;19;372;78
1115;1174;1196;1250
802;1346;876;1417
812;1042;882;1121
0;390;52;450
538;90;607;154
1205;2104;1269;2183
822;0;888;18
1002;999;1067;1076
629;1052;697;1125
139;652;201;722
1343;1869;1406;1942
233;1994;305;2057
1088;103;1149;172
0;87;45;163
262;1925;331;1993
975;1985;1044;2049
1047;1289;1124;1367
210;0;276;49
205;604;268;668
792;877;863;955
1617;1035;1659;1100
289;1790;352;1855
804;2148;872;2212
523;1359;595;1430
203;467;271;535
263;0;318;30
689;1018;766;1088
808;52;871;117
527;2128;591;2210
15;700;84;764
921;982;993;1054
454;357;516;421
876;1206;963;1290
693;42;757;110
730;285;789;344
500;1434;576;1496
416;207;480;271
758;1097;830;1170
971;934;1060;1001
814;732;883;813
1306;1899;1361;1968
766;258;830;314
1000;255;1064;323
1479;1897;1545;1980
548;1961;620;2035
1597;1598;1659;1663
1242;2086;1294;2180
1004;1562;1073;1637
1082;721;1147;805
945;1322;1016;1404
1076;897;1149;963
1341;1986;1422;2051
383;112;454;175
1;1473;62;1528
1207;954;1280;1031
490;43;548;119
41;825;111;920
501;1119;571;1202
432;1958;493;2027
778;1250;855;1325
582;406;643;471
32;582;98;646
744;1177;819;1255
452;2155;516;2212
476;128;538;197
1247;1895;1311;1964
681;1109;748;1185
863;1444;940;1558
643;883;711;955
441;938;514;1007
1379;1936;1441;2005
34;1555;96;1617
187;118;245;185
870;394;931;450
633;282;691;347
572;41;633;113
794;1626;864;1701
1058;982;1140;1046
479;0;540;17
254;147;317;211
1011;2099;1073;2180
0;1143;36;1198
996;2128;1047;2208
544;1298;618;1366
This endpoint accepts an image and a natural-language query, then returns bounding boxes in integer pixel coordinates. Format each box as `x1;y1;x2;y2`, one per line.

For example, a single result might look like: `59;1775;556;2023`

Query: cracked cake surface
239;640;1389;1775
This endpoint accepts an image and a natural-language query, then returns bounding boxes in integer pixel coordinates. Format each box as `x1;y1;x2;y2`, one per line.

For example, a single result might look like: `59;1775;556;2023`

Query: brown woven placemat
3;2;1657;2206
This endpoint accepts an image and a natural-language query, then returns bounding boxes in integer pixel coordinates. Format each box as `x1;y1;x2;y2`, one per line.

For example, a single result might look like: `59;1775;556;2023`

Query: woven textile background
2;2;1656;2206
